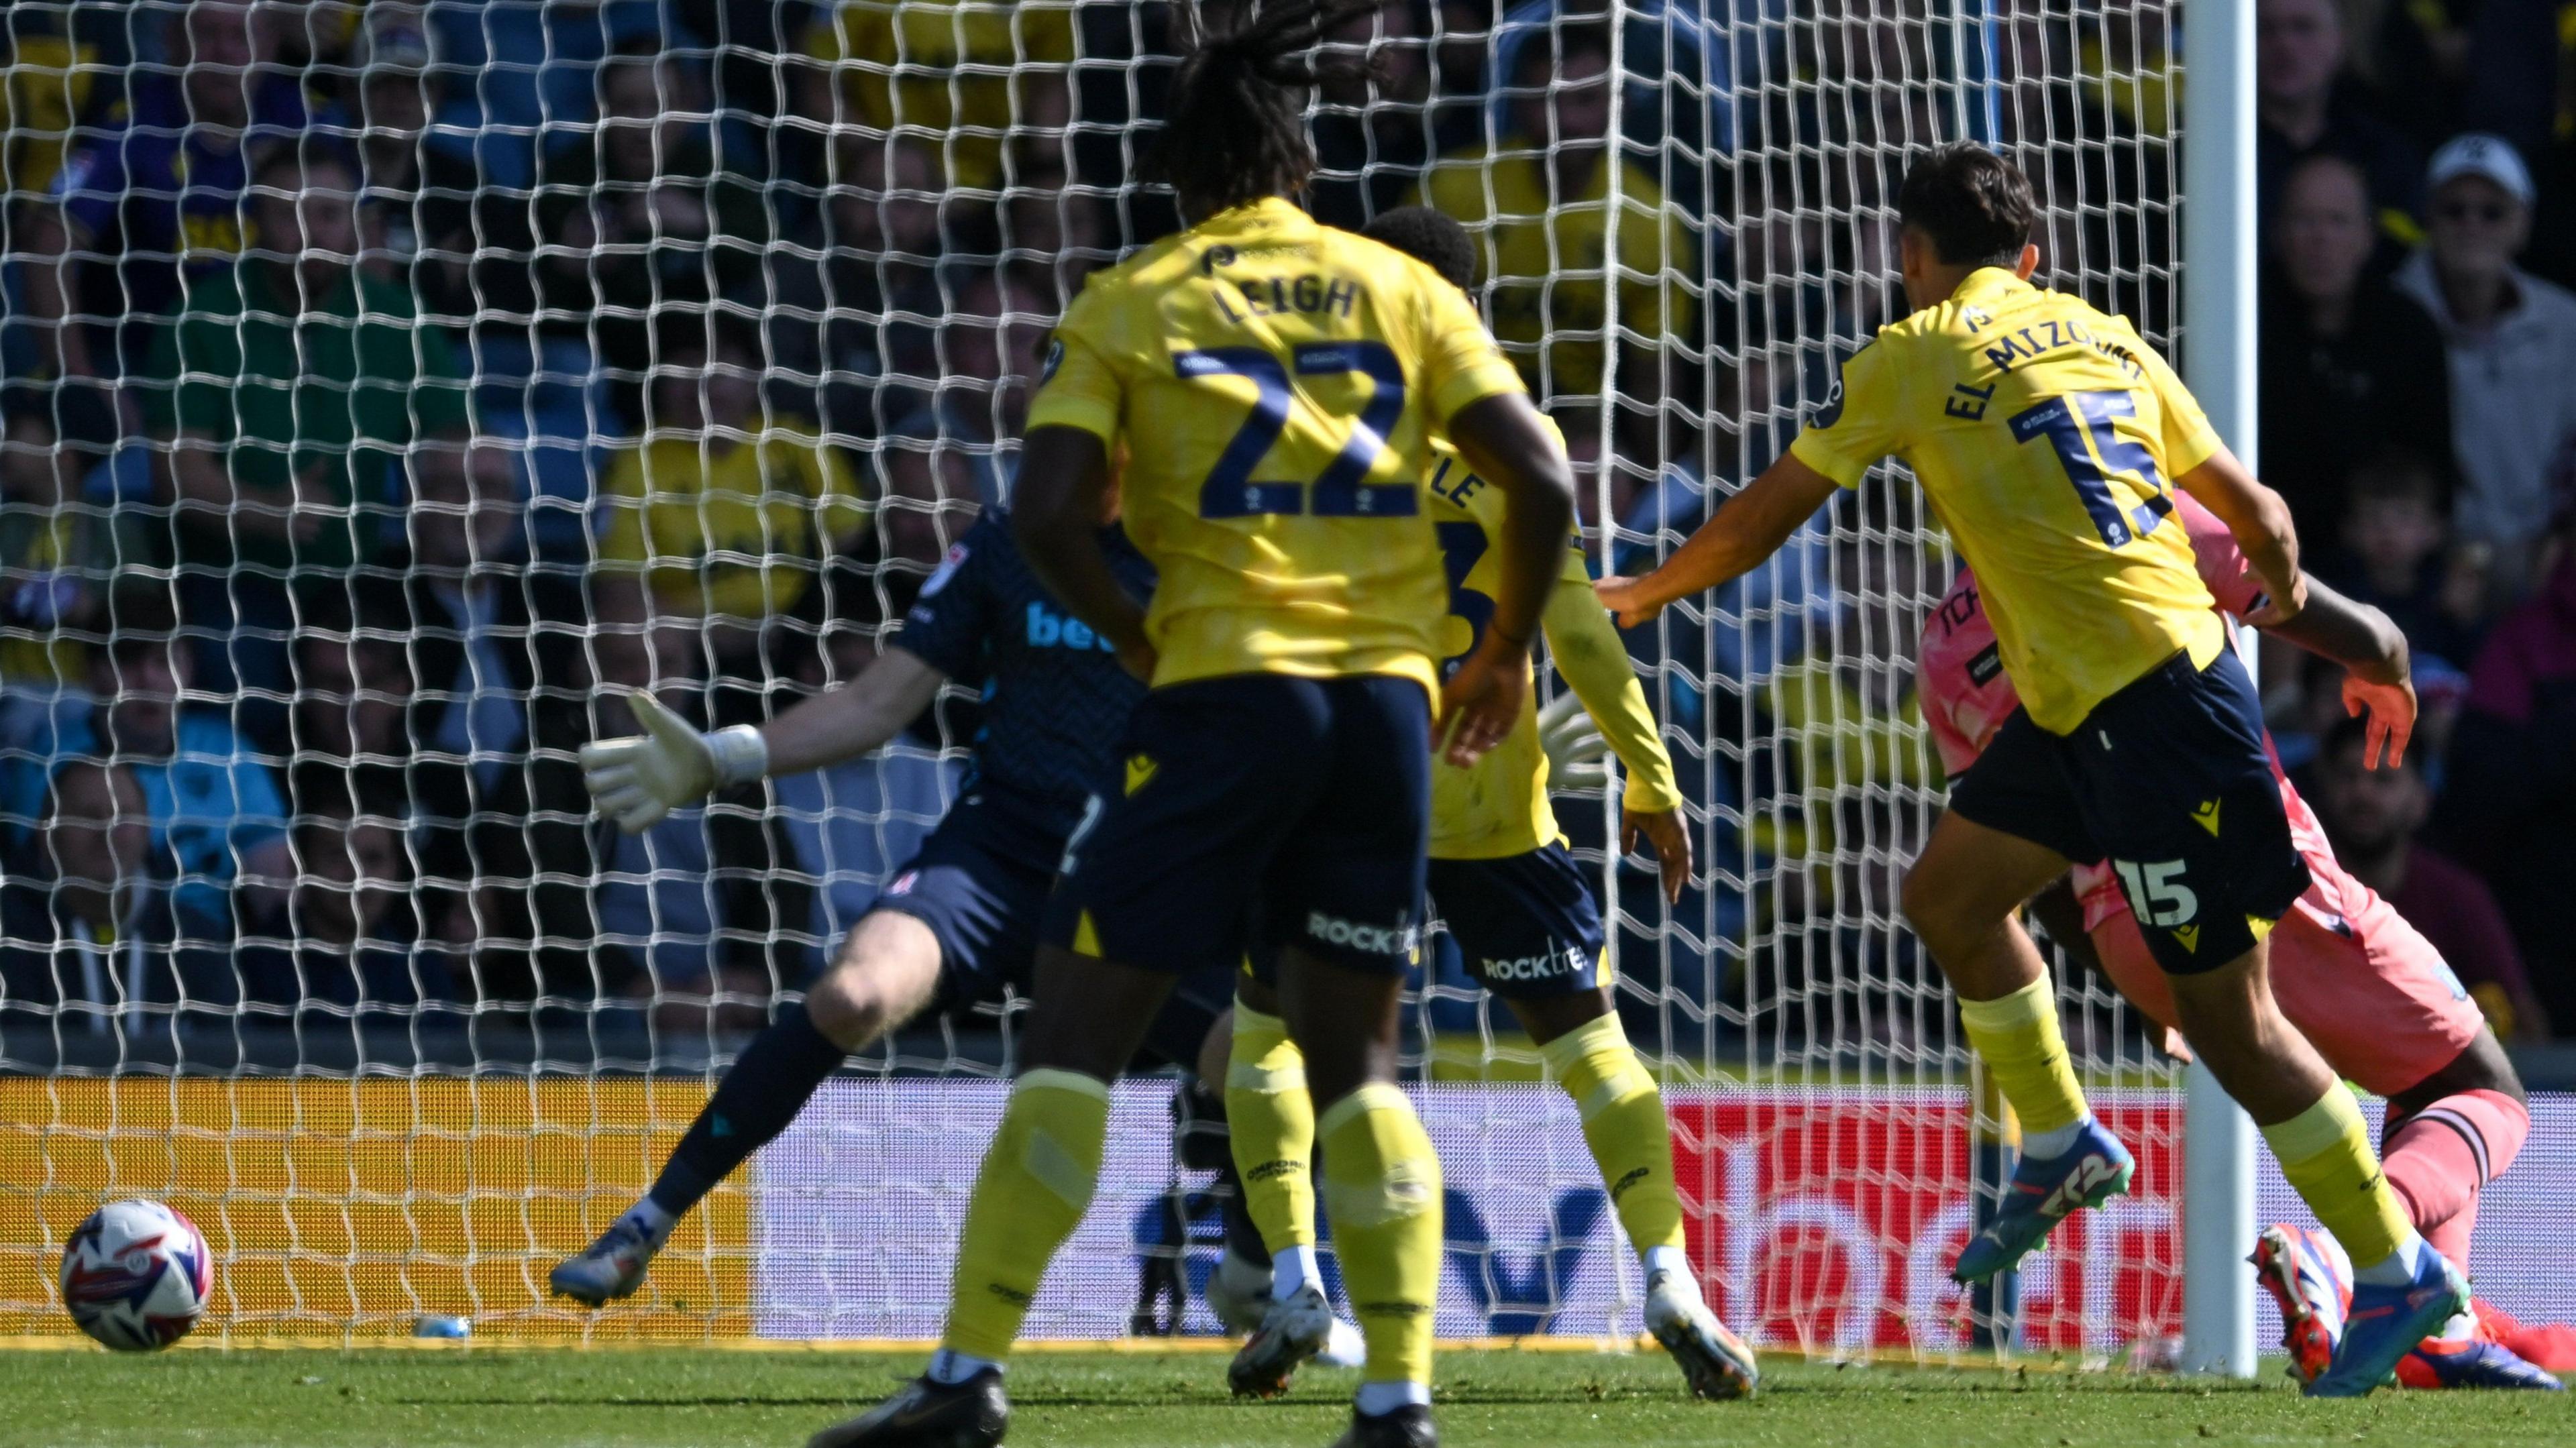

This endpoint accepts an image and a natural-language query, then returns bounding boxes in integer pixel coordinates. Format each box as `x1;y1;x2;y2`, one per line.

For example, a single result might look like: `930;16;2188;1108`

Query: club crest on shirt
920;541;970;598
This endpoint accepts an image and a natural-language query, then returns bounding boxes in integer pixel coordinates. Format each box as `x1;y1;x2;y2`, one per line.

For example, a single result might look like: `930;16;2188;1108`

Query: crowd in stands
0;1;2572;1048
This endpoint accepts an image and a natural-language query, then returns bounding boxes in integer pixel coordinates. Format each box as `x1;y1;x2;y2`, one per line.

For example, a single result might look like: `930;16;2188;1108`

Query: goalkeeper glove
1536;691;1611;792
580;691;770;834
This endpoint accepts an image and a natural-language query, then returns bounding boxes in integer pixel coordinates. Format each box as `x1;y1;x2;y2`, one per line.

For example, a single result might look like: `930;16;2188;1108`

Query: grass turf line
5;1348;2571;1447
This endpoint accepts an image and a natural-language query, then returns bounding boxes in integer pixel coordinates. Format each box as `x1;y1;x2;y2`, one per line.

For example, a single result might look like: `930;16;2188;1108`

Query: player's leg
928;946;1177;1373
2382;1030;2529;1271
1256;675;1444;1445
1224;972;1325;1311
1440;845;1752;1398
810;677;1324;1448
551;908;945;1305
1902;769;2129;1284
1275;942;1444;1436
2080;650;2458;1396
2377;1032;2559;1389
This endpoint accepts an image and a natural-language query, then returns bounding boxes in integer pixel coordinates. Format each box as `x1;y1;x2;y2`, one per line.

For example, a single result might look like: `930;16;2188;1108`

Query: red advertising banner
1667;1092;2184;1356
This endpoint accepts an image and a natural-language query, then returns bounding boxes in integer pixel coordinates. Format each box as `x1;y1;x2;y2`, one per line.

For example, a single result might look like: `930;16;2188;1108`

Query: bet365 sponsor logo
1026;602;1118;653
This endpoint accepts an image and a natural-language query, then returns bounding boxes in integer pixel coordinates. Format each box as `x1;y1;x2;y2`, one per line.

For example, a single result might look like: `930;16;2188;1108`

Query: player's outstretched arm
581;652;949;834
2261;576;2417;768
1012;424;1155;680
2173;445;2306;626
1538;569;1693;903
1593;451;1839;630
1442;390;1578;765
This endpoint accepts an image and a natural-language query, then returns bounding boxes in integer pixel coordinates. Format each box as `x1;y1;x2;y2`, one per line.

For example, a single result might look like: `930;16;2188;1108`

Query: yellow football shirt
1026;197;1529;698
1423;430;1682;858
1788;268;2227;734
806;0;1077;194
594;424;870;623
1408;146;1692;399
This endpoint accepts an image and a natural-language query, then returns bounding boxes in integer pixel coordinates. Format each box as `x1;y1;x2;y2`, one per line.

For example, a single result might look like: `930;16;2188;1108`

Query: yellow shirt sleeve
1413;272;1528;424
1540;546;1684;815
1786;336;1903;488
1025;296;1124;443
2134;335;2226;478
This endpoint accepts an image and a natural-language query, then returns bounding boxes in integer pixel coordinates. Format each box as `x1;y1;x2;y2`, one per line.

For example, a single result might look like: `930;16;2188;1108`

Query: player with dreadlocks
802;1;1576;1444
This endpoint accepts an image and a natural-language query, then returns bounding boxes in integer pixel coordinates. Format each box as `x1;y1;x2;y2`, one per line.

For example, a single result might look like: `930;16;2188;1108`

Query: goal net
0;0;2196;1355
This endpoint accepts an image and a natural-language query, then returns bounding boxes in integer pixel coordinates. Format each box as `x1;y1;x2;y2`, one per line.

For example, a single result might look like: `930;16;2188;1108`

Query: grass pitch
5;1346;2571;1447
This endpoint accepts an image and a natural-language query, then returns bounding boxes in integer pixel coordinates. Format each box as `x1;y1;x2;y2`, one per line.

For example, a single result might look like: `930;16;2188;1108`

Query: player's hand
580;691;766;834
2342;667;2417;769
1536;691;1611;791
2239;568;2308;628
1438;633;1529;768
1593;574;1665;630
1623;805;1693;905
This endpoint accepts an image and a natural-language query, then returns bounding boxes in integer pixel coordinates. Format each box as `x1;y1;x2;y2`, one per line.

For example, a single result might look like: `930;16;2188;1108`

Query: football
59;1200;213;1351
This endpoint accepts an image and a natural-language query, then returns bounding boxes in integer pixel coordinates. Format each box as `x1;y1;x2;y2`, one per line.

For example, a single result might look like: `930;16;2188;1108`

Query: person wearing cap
2396;133;2576;603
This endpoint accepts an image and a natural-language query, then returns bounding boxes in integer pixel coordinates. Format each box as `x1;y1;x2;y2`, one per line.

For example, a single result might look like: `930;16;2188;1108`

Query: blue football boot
2306;1247;2473;1398
1952;1119;2136;1284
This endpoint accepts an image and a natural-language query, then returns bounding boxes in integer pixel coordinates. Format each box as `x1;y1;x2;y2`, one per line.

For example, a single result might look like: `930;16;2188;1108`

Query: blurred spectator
241;804;460;1024
876;268;1056;529
592;322;871;999
796;0;1075;199
2257;0;2422;245
1305;1;1438;229
1411;21;1693;401
17;0;322;446
0;1;128;201
756;135;950;441
535;38;769;418
0;402;151;694
2316;455;2487;671
2394;133;2576;600
343;15;482;322
2309;714;2550;1044
11;590;292;1011
145;144;500;751
2260;153;2455;545
2438;502;2576;1038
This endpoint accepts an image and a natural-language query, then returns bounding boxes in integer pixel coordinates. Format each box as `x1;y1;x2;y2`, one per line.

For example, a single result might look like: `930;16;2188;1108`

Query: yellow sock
1540;1012;1685;1260
2262;1086;2413;1270
1955;968;2090;1138
1226;1003;1319;1256
1318;1083;1442;1389
939;1068;1110;1361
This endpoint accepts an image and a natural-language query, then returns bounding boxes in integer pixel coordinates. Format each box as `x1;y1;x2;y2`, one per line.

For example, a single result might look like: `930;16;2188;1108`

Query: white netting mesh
0;0;2186;1351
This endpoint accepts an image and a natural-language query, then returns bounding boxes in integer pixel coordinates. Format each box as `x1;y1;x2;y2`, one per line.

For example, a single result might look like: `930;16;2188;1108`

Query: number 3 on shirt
2008;390;2175;547
1178;342;1417;518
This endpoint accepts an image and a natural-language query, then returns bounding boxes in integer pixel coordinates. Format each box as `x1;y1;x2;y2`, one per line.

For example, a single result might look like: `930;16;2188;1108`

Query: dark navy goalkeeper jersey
892;510;1154;847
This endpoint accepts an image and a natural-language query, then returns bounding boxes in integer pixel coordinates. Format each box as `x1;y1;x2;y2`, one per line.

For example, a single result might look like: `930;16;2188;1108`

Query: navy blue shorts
1946;647;2310;975
1041;674;1432;976
1429;844;1607;1001
871;791;1061;1005
871;789;1236;1064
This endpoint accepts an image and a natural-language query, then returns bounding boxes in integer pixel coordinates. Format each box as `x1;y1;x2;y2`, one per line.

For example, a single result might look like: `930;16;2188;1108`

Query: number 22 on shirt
1177;341;1419;519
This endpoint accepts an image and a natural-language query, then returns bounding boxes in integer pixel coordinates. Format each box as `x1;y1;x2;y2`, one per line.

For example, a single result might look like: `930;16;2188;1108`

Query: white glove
1536;690;1612;792
580;691;770;834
